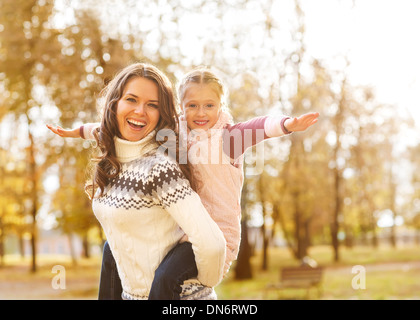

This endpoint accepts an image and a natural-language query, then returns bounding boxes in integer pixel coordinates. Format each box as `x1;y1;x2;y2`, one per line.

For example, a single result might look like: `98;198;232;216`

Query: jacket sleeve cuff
264;115;291;137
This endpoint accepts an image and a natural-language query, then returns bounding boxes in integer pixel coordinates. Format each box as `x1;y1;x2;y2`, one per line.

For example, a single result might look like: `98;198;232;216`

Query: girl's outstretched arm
283;112;319;133
46;124;81;138
46;123;99;140
224;112;320;160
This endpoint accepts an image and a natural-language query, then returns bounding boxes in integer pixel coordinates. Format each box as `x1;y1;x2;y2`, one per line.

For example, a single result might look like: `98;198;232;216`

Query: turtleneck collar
114;130;158;163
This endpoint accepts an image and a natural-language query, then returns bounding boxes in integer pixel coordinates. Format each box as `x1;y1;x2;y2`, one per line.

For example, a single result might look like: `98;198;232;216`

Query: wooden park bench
264;266;324;299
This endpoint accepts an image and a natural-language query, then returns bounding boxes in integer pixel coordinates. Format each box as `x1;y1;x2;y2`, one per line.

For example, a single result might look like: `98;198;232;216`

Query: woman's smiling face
116;77;160;141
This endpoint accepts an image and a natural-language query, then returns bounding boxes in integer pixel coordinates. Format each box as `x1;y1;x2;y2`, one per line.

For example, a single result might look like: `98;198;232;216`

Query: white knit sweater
92;131;226;300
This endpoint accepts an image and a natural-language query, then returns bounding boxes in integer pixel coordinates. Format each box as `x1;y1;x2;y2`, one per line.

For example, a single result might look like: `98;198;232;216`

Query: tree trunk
330;76;346;262
27;119;38;273
83;233;90;259
18;231;25;258
235;220;253;280
0;215;4;268
293;191;308;260
258;176;270;271
261;221;269;271
274;204;296;259
235;177;253;280
331;166;341;262
67;233;78;266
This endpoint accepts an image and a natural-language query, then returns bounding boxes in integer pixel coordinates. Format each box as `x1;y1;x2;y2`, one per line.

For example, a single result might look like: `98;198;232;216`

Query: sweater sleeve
80;123;100;140
150;158;226;288
222;115;290;160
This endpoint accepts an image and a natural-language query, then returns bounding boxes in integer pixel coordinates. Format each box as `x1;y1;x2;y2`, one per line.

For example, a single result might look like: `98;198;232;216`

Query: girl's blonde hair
177;66;230;113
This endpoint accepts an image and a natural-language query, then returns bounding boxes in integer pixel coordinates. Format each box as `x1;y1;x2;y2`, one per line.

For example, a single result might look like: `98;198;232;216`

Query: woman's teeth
127;119;146;128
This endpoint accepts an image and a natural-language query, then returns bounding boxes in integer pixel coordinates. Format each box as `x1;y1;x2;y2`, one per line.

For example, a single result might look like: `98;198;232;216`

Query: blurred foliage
0;0;419;274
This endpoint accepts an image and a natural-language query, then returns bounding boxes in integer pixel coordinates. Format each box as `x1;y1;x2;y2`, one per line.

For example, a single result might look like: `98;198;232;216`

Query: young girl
47;67;319;299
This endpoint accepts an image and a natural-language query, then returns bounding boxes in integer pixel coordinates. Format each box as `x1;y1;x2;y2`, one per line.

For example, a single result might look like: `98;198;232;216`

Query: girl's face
116;77;160;141
181;83;222;131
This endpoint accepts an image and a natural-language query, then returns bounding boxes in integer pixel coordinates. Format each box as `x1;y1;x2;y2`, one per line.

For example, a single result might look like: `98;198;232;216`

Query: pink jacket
180;111;289;275
81;111;289;276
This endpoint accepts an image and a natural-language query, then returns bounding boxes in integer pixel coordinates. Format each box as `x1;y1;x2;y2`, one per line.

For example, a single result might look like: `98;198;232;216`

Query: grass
216;244;420;300
1;244;420;299
0;254;102;299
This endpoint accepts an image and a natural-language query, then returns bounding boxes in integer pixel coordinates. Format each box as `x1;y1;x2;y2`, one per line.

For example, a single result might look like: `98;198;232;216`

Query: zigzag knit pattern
93;134;226;299
97;153;193;210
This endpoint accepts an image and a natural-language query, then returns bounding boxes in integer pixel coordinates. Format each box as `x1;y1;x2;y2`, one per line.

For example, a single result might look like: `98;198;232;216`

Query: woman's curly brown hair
86;62;195;199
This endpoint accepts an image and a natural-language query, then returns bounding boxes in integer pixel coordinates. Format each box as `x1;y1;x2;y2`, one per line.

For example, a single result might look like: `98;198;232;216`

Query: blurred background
1;0;420;299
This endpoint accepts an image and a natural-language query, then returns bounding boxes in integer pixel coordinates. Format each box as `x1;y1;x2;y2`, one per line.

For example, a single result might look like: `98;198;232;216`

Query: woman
83;62;226;300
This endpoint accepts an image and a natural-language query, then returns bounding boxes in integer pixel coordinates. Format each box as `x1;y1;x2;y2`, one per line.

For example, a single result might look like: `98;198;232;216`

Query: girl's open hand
46;124;80;138
284;112;319;132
